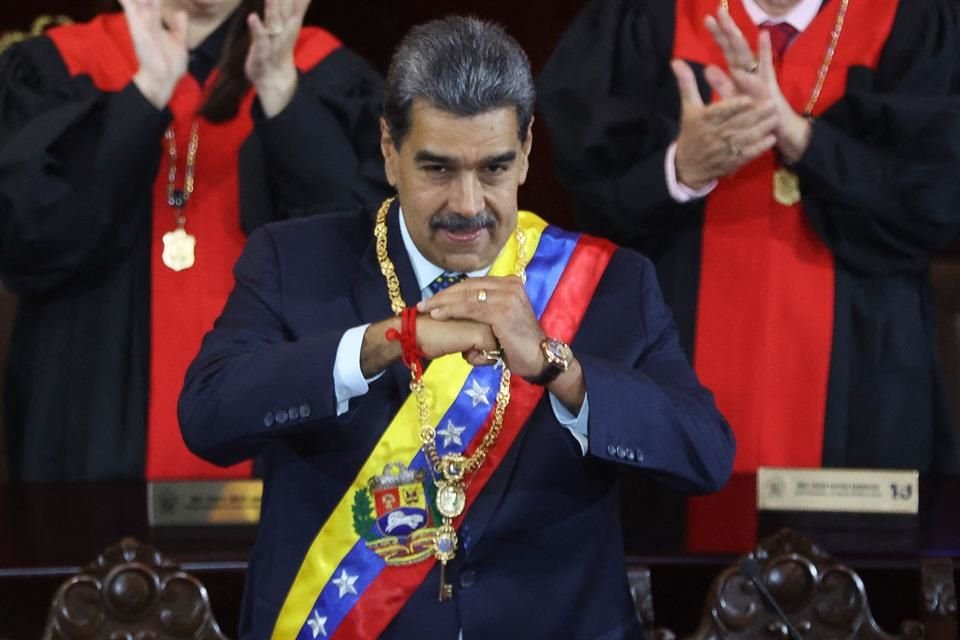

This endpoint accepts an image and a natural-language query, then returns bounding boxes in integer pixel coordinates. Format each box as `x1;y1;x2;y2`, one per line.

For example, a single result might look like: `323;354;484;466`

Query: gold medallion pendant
773;167;802;206
435;482;467;519
162;227;197;272
163;121;200;272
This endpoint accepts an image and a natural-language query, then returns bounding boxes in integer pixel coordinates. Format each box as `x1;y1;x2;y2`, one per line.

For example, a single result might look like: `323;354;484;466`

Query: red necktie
760;21;799;59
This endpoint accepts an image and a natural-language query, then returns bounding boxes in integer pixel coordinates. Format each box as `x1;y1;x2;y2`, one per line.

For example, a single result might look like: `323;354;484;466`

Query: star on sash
332;569;359;598
308;610;328;638
437;420;466;447
464;379;491;407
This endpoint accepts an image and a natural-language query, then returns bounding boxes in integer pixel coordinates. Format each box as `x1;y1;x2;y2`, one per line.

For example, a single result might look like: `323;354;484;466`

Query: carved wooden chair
42;538;229;640
684;528;958;640
628;565;677;640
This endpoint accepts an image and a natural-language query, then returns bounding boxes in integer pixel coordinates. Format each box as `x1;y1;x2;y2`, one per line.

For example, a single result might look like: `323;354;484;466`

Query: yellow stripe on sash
272;211;547;639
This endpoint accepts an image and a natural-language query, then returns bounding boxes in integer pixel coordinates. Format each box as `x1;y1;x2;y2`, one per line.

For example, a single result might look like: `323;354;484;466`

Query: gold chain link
165;121;200;227
373;197;526;481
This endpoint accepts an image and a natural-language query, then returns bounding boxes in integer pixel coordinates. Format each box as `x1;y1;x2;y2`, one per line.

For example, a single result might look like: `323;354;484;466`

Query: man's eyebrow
412;150;518;166
414;150;453;164
483;151;517;165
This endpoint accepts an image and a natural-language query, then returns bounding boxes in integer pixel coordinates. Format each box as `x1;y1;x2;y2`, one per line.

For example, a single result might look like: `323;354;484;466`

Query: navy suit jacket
179;202;734;639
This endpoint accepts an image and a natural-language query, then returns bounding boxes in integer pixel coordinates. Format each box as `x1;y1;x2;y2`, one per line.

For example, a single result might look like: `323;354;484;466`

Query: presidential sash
271;211;616;639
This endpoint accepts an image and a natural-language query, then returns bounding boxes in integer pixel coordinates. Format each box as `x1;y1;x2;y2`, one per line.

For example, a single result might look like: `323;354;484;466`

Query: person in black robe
538;0;960;481
0;0;390;482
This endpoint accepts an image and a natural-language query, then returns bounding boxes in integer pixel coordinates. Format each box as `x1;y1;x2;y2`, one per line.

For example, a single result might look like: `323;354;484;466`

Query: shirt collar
741;0;821;31
398;207;490;294
187;10;236;84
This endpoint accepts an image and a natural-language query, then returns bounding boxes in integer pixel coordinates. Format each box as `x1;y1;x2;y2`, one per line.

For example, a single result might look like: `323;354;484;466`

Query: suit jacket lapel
350;199;421;401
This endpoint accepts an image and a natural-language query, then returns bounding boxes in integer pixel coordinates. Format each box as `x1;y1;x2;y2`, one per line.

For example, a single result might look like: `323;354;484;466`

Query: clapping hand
671;58;778;188
246;0;312;117
120;0;189;109
704;8;812;163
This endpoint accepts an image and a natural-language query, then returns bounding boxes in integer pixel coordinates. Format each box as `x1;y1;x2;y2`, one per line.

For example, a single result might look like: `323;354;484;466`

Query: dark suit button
626;448;636;461
263;413;275;427
288;406;300;420
459;569;476;589
299;403;312;419
276;410;289;425
616;446;626;459
606;444;617;457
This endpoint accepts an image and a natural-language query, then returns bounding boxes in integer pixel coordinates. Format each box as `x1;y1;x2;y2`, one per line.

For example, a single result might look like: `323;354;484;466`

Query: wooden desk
1;476;957;638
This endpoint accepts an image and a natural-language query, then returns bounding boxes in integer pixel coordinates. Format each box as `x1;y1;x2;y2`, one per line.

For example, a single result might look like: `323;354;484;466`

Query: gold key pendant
435;523;458;602
438;560;453;602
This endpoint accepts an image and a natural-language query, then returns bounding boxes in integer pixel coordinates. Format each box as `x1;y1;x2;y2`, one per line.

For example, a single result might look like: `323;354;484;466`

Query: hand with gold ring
245;0;313;118
704;7;813;163
671;59;778;187
417;275;553;380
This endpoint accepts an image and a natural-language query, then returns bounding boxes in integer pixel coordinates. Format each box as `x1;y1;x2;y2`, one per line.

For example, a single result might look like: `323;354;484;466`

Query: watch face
544;338;572;371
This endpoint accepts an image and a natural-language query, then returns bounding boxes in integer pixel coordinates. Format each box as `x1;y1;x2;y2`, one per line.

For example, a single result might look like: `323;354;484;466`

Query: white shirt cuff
665;141;717;202
549;392;590;455
334;324;383;416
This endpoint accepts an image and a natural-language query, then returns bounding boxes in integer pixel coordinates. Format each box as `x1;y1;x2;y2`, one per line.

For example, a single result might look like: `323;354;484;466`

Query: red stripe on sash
332;234;617;638
49;15;341;480
673;0;898;551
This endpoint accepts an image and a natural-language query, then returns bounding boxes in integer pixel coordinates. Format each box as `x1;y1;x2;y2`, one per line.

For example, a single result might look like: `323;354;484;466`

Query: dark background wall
1;1;959;485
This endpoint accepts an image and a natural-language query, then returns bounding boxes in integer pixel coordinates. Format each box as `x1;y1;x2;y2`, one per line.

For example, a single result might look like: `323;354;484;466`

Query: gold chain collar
720;0;849;115
373;196;528;596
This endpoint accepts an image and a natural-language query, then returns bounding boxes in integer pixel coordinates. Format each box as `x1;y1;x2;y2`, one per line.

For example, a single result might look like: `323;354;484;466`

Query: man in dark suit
179;16;734;640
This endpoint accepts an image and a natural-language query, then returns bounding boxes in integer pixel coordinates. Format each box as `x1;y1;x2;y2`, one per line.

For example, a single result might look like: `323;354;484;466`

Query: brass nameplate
757;467;919;514
147;480;263;526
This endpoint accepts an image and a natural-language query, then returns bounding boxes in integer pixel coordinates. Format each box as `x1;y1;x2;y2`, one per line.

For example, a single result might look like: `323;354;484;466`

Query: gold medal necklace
161;121;200;271
721;0;849;205
374;196;526;600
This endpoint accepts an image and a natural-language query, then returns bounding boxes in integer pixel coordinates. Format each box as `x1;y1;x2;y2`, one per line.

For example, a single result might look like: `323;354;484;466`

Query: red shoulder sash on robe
673;0;898;551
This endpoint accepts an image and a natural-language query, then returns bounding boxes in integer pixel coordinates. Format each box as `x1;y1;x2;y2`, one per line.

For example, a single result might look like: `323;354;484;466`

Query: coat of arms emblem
353;462;442;565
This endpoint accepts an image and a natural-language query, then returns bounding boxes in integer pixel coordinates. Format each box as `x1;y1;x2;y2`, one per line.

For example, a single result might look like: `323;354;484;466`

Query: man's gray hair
383;16;535;147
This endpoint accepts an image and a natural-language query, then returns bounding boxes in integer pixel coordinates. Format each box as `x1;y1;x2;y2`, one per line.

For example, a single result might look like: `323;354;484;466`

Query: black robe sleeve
537;0;702;255
0;36;170;296
240;46;391;233
798;0;960;275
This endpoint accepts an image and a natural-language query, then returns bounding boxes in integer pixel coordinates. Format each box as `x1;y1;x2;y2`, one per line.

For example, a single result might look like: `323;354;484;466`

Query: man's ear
518;117;534;186
380;118;398;187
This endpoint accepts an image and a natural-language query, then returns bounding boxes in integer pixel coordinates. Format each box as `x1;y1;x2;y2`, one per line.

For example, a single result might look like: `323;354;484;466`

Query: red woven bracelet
385;306;426;381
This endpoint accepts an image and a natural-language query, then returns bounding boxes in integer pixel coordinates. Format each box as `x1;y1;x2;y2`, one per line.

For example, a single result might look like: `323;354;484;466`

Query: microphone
739;556;804;640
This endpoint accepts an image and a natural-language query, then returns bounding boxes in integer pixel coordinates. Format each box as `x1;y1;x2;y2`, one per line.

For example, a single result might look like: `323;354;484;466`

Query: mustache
429;211;497;233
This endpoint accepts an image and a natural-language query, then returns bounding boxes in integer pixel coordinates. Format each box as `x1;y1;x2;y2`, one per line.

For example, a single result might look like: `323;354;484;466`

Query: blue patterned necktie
427;272;466;296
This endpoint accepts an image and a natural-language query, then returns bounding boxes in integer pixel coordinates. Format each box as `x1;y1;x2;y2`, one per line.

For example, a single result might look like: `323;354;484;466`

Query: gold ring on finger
744;59;759;73
266;26;284;37
726;138;742;157
480;349;502;362
477;289;487;303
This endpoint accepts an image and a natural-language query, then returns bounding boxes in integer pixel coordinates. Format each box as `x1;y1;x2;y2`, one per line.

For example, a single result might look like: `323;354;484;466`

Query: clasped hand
122;0;311;116
416;276;548;380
